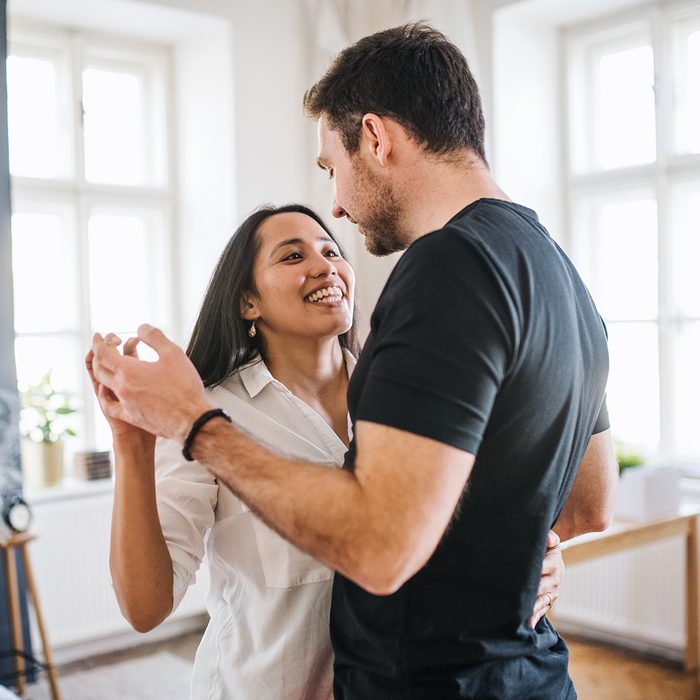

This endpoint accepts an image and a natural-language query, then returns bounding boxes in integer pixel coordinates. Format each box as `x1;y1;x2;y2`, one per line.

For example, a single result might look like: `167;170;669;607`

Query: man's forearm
554;489;613;542
553;509;590;543
188;417;390;590
189;417;473;594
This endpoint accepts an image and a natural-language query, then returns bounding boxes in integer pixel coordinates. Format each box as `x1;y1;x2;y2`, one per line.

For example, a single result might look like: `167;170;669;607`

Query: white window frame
9;19;178;453
563;1;700;465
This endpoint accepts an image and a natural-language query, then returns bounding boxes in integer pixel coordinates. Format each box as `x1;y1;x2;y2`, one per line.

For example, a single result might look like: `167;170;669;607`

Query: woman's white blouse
154;353;354;700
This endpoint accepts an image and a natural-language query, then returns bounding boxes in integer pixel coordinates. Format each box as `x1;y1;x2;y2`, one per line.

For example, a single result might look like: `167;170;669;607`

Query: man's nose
331;198;348;219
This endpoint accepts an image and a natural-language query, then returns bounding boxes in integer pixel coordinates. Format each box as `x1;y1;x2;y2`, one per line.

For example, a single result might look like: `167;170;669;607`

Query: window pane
6;55;66;178
606;322;659;455
594;45;656;169
671;186;700;318
15;335;82;400
589;198;658;320
82;68;146;185
11;211;79;333
674;28;700;154
673;322;700;458
88;213;164;331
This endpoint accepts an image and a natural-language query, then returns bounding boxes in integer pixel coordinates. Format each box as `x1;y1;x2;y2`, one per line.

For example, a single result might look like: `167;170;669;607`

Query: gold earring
248;321;257;338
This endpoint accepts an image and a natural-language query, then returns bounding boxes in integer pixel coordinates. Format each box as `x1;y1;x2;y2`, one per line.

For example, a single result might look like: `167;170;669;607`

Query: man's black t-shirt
331;199;609;699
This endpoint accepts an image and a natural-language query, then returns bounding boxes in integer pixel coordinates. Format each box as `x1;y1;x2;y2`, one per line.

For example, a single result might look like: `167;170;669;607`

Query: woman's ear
240;291;259;321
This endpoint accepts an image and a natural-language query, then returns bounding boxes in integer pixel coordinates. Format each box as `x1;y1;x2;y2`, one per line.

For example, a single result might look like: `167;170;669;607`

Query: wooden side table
559;506;699;672
1;532;61;699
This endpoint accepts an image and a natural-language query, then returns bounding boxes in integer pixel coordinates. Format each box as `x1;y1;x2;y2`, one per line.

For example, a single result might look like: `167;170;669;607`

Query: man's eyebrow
270;236;334;256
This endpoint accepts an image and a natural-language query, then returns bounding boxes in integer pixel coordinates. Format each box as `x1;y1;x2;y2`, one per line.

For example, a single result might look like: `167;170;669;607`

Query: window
8;23;174;454
564;4;700;464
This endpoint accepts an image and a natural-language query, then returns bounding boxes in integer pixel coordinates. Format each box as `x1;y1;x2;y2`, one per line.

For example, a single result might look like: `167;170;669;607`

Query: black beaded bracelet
182;408;232;461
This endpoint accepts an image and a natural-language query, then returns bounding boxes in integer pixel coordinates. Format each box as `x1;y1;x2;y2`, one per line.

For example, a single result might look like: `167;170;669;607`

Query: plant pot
615;465;680;520
20;438;64;489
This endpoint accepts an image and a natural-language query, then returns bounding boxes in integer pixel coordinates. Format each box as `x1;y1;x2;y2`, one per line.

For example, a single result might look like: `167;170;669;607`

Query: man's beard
352;160;407;257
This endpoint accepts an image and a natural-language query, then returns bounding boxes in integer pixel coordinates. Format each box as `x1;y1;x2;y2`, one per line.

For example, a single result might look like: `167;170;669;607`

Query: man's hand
90;324;212;442
530;530;564;628
86;335;153;441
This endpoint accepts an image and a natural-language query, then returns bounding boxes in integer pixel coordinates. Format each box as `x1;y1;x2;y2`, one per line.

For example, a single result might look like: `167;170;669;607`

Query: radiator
554;536;686;655
24;485;209;656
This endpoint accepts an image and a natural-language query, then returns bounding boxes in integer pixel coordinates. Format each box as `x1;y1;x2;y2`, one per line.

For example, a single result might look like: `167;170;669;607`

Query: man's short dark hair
304;22;487;163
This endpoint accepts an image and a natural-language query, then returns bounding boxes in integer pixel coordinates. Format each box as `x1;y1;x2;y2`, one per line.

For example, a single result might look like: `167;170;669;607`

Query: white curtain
304;0;479;81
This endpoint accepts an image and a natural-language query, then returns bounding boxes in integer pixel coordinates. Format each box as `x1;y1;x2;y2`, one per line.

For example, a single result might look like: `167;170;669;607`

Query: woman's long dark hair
186;204;360;388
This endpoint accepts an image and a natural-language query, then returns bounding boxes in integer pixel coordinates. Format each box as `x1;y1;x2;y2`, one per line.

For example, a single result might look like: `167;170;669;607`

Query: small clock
2;495;33;533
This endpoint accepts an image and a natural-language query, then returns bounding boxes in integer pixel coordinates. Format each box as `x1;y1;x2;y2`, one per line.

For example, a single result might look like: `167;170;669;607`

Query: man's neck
397;151;511;245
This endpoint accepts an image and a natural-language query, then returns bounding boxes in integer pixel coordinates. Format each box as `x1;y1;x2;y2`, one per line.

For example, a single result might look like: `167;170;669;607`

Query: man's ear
361;113;392;166
240;291;259;321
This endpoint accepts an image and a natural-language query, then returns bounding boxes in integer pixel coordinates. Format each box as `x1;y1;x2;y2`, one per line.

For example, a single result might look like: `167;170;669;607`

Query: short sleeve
355;232;516;455
155;436;218;612
592;395;610;434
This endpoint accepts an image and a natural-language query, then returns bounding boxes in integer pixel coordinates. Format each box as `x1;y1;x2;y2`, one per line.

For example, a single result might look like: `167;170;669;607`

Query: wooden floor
568;636;700;700
27;630;700;699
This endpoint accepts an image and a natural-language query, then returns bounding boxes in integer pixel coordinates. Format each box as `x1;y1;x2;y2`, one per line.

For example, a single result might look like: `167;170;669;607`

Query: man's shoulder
406;198;540;256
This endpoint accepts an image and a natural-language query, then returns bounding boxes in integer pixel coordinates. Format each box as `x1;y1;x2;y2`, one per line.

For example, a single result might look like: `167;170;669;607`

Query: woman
87;204;561;699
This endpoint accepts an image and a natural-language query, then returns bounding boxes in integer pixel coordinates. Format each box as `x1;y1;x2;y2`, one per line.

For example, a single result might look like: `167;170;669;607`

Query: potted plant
19;371;76;489
616;446;644;476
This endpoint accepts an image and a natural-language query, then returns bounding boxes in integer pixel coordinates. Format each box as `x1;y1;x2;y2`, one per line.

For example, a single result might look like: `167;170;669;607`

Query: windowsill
21;469;700;507
24;476;114;506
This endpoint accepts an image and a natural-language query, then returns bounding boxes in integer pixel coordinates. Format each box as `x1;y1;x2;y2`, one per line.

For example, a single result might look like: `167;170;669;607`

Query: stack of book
73;450;112;481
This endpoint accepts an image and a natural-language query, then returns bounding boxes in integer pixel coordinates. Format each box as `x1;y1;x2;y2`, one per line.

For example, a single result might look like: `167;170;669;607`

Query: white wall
171;22;236;340
492;12;563;241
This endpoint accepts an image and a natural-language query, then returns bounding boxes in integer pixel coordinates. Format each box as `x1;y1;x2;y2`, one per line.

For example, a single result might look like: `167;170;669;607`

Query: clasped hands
86;324;212;442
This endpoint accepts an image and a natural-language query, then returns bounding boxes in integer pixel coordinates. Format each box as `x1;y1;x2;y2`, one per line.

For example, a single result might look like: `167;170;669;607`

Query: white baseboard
555;618;685;665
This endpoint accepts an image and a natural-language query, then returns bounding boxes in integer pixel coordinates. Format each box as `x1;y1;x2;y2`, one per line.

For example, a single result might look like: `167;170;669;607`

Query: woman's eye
325;250;340;258
283;252;302;261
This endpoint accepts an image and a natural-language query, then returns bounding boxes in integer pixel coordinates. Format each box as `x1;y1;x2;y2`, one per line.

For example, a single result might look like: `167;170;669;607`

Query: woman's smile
304;285;345;305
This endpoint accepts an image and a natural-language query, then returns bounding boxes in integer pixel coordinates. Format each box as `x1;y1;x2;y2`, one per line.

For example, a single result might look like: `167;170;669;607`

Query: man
92;23;617;698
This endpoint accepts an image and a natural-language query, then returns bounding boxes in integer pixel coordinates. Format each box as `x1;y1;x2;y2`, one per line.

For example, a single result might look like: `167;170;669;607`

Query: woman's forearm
109;433;174;632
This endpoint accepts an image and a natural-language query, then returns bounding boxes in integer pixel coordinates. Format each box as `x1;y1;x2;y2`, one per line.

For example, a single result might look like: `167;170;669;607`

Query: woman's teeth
305;286;343;303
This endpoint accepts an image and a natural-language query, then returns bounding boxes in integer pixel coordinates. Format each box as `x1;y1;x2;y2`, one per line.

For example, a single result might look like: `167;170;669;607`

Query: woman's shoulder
206;357;265;402
208;372;245;400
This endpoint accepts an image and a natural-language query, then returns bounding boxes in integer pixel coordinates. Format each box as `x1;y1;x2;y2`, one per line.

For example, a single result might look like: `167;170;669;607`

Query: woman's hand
86;334;154;445
530;530;564;628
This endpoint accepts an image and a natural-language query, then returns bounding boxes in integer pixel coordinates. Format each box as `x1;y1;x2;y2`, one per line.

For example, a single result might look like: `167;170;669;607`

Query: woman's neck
262;335;347;400
262;334;350;446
